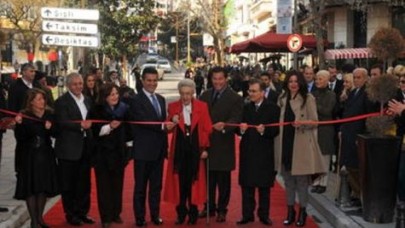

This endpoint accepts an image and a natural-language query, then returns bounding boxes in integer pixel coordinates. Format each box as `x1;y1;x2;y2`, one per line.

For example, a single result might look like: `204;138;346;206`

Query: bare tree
181;0;227;65
2;0;54;56
308;0;327;69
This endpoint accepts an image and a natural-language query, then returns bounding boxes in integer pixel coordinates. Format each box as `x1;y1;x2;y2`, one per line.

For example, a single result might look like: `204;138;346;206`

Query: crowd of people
0;61;404;228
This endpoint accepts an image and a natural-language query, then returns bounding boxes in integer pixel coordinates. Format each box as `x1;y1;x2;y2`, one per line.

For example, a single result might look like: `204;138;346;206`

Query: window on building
353;10;367;48
392;7;405;37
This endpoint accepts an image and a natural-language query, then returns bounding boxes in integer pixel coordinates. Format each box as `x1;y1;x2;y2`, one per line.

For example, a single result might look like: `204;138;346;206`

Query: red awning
324;48;375;60
230;31;321;54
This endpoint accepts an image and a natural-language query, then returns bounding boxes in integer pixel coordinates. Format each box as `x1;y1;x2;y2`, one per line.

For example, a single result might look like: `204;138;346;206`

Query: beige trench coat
274;93;327;175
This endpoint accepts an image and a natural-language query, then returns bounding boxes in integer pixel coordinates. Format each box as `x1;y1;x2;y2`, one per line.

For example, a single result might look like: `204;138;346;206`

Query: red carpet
45;137;319;227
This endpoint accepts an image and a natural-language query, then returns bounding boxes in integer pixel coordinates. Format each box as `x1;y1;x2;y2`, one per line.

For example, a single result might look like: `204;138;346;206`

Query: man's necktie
151;94;161;117
255;104;260;112
212;92;220;105
329;83;333;90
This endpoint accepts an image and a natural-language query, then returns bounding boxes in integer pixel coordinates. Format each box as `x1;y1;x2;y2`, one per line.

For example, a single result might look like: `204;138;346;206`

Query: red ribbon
0;108;382;128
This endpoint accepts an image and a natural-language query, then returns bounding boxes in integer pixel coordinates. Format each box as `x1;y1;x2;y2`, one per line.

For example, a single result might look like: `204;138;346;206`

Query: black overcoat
238;100;280;187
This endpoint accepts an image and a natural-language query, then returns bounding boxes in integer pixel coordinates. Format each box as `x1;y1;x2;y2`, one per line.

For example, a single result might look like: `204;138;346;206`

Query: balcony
250;0;273;20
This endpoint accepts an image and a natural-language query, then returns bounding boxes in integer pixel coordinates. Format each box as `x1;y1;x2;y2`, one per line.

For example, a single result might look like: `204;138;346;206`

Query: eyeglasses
248;89;261;93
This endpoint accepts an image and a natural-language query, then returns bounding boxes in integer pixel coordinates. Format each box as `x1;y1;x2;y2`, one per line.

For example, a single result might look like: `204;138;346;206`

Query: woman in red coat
164;79;212;225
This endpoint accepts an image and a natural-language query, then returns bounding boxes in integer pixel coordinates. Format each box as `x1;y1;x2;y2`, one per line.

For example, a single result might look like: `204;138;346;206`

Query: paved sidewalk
309;172;396;228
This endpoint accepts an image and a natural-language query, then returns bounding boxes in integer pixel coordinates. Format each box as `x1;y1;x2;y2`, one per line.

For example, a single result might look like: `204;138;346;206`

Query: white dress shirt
183;103;192;126
22;78;33;89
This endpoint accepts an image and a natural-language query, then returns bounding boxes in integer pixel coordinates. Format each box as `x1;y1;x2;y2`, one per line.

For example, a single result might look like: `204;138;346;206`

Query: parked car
146;53;159;61
141;62;165;80
157;59;172;73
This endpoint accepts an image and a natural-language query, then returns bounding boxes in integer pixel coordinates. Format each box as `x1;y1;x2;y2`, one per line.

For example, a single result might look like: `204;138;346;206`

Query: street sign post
42;34;99;48
41;7;99;48
287;34;303;53
41;7;99;21
42;20;98;34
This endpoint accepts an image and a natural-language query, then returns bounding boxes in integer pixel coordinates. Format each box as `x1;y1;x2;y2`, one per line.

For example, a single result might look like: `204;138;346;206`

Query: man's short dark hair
249;78;266;91
260;72;271;79
90;67;100;74
370;64;383;73
141;67;158;79
327;64;336;69
209;66;228;78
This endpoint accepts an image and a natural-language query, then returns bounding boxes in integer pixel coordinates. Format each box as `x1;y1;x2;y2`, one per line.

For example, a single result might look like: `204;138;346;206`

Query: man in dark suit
340;68;376;207
8;63;38;112
236;79;280;226
259;72;279;104
199;67;243;222
54;72;95;226
328;65;343;97
130;67;171;227
303;66;317;93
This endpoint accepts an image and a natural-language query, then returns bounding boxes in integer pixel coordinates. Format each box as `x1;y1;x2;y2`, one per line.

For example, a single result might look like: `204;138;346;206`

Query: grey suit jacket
54;92;93;160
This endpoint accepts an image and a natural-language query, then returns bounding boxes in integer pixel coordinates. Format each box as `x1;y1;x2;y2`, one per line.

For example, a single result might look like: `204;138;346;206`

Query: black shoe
349;198;362;207
38;222;50;228
259;218;273;226
216;213;226;223
102;222;111;228
136;218;146;227
187;206;198;225
310;186;319;193
0;207;8;212
175;205;188;225
295;207;307;227
236;217;254;225
112;216;123;224
198;209;215;218
283;205;296;225
67;217;82;226
151;217;163;225
316;186;326;194
187;216;197;225
79;215;95;224
175;215;186;225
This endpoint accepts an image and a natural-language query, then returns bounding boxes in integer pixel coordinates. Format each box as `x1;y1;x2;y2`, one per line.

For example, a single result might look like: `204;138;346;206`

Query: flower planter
357;134;402;223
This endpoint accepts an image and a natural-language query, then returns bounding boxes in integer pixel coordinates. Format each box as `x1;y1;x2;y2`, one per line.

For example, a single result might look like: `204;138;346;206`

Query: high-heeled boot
283;205;296;225
295;207;307;227
175;206;188;225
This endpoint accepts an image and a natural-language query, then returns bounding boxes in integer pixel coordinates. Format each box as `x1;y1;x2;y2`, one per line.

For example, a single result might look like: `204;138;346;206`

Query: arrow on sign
45;36;53;43
46;23;52;30
44;9;52;17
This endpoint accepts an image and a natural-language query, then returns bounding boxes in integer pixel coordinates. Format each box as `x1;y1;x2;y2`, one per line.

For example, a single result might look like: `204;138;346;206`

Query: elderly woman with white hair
311;70;337;194
163;79;212;225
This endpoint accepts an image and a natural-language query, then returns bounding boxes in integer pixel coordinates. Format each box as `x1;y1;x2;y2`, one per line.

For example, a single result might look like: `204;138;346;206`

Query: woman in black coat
88;83;131;228
14;88;58;228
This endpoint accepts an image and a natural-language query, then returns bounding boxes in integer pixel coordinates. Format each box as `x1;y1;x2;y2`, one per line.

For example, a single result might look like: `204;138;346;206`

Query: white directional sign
42;34;99;48
41;7;99;21
42;20;98;34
